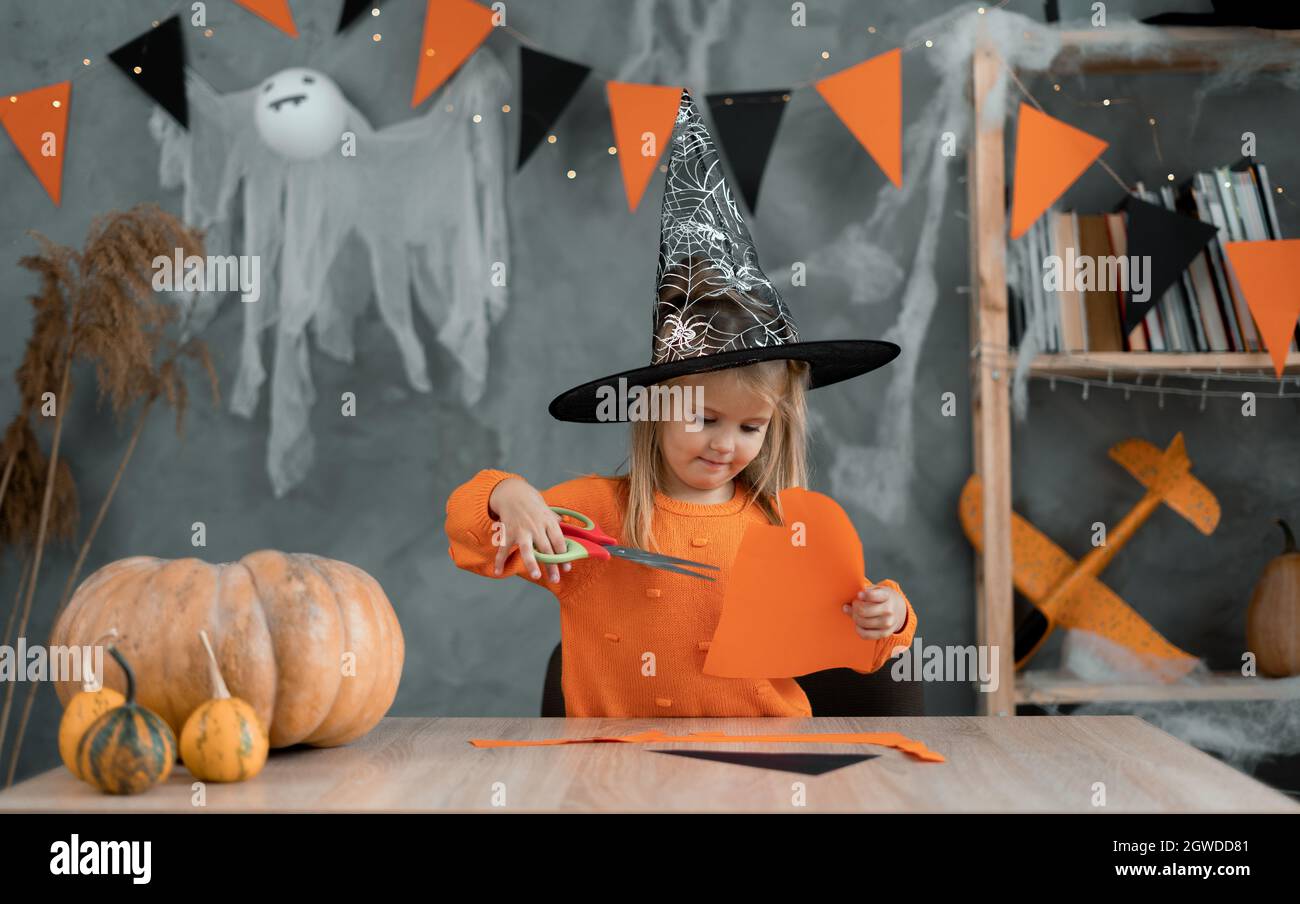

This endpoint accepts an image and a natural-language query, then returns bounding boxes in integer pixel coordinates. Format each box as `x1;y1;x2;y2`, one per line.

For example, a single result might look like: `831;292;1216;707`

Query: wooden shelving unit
966;25;1300;716
1019;351;1300;379
1018;670;1300;705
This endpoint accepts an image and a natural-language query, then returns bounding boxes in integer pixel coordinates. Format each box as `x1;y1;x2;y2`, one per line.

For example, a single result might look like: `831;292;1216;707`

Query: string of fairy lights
9;1;1297;385
492;2;982;181
970;340;1300;407
10;0;1293;192
14;1;197;93
19;0;1292;206
969;9;1300;408
10;1;978;185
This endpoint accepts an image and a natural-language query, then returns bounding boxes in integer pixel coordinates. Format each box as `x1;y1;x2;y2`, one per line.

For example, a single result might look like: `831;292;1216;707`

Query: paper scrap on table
702;486;887;678
469;729;945;763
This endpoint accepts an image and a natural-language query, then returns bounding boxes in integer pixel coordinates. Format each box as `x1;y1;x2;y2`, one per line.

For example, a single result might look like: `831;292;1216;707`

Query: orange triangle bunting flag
232;0;299;37
606;81;682;211
1009;102;1107;239
1223;240;1300;377
1;81;71;205
814;48;902;188
411;0;495;107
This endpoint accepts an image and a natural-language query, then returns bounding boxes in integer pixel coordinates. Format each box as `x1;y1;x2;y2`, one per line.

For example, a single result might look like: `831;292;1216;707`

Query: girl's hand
487;477;573;584
843;580;905;639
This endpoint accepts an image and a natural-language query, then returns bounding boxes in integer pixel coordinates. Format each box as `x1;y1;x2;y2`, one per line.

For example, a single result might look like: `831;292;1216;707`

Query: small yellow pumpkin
76;646;176;794
180;630;270;782
58;629;126;779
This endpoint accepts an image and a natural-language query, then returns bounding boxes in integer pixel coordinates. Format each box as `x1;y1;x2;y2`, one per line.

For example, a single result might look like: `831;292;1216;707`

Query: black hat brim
547;339;901;423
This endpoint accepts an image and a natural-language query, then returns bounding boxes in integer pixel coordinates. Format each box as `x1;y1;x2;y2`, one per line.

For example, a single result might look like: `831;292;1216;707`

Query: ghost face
254;67;347;160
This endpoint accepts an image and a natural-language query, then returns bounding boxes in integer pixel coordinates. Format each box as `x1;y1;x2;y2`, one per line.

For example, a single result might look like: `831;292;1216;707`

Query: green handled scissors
532;507;720;581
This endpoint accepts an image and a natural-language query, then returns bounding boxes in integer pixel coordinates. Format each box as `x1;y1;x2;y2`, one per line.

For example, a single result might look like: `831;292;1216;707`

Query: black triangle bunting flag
1119;194;1220;336
651;749;878;776
338;0;382;33
518;45;590;170
108;15;187;129
706;89;789;214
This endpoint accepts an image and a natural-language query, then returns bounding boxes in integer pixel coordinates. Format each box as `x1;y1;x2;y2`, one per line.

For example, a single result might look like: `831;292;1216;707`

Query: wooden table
2;716;1295;812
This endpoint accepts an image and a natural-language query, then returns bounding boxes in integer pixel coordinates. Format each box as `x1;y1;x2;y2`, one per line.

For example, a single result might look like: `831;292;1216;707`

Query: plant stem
2;551;32;652
0;358;71;774
0;448;21;647
199;629;231;700
0;542;30;782
0;448;15;531
57;395;154;618
5;394;155;786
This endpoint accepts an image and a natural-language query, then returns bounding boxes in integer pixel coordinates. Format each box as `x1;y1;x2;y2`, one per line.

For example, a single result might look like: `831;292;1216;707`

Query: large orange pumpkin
53;551;404;748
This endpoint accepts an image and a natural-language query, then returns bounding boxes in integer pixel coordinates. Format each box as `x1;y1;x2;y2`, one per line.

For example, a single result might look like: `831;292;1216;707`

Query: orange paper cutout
1222;240;1300;377
702;487;891;678
232;0;299;37
0;81;70;205
411;0;495;108
469;729;945;762
1009;102;1108;239
606;81;683;211
814;48;902;188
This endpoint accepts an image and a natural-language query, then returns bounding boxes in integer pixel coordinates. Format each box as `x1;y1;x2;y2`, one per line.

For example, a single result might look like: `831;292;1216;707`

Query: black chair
540;642;924;717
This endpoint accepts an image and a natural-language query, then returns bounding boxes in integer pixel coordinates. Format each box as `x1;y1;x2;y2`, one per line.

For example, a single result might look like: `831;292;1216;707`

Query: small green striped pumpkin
76;646;176;794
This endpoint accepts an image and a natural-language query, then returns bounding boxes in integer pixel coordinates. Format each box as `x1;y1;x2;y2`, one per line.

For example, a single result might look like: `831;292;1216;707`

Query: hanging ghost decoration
254;67;349;160
150;51;511;496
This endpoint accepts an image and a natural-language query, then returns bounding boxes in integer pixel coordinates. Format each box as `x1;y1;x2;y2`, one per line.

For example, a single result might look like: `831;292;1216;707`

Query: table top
3;715;1295;813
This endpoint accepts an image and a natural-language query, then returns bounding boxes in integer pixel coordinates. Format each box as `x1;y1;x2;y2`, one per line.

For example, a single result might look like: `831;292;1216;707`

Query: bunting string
992;46;1135;196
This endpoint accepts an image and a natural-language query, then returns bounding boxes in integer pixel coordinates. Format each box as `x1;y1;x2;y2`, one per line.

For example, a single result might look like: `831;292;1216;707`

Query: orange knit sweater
444;469;917;718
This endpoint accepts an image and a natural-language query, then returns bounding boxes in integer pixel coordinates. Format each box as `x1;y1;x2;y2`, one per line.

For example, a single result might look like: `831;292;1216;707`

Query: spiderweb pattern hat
548;89;899;423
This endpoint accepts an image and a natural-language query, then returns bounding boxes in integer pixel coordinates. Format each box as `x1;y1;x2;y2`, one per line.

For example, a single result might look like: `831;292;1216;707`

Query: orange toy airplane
959;432;1218;681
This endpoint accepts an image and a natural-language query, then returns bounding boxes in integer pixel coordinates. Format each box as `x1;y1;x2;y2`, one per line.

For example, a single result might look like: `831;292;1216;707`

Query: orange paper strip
703;487;886;678
232;0;299;37
469;729;945;762
0;81;70;205
1222;240;1300;378
606;81;683;211
411;0;495;107
1009;102;1108;239
814;48;902;187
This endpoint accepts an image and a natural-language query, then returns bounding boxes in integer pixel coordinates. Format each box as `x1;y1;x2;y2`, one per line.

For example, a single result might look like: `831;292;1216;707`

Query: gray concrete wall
1;0;1296;789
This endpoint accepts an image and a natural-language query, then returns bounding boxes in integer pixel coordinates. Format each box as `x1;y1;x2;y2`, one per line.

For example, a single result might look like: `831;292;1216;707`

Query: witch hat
548;89;900;424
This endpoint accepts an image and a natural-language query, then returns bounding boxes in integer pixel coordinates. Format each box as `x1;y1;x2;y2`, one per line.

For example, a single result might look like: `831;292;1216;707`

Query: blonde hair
601;358;812;552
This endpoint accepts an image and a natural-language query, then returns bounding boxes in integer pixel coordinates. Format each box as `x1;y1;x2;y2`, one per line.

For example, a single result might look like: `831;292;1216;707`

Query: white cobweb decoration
813;6;1300;780
827;7;1062;523
1050;628;1300;774
150;49;511;496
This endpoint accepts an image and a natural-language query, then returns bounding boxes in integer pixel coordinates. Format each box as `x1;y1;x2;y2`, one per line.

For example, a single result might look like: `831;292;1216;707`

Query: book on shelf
1007;156;1299;356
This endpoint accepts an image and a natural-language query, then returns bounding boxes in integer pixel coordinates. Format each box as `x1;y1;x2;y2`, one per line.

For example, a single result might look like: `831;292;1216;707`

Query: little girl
444;359;916;718
446;87;914;717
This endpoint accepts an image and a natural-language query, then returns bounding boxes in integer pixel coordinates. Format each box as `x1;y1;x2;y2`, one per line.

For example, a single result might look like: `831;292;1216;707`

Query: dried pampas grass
0;204;220;785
